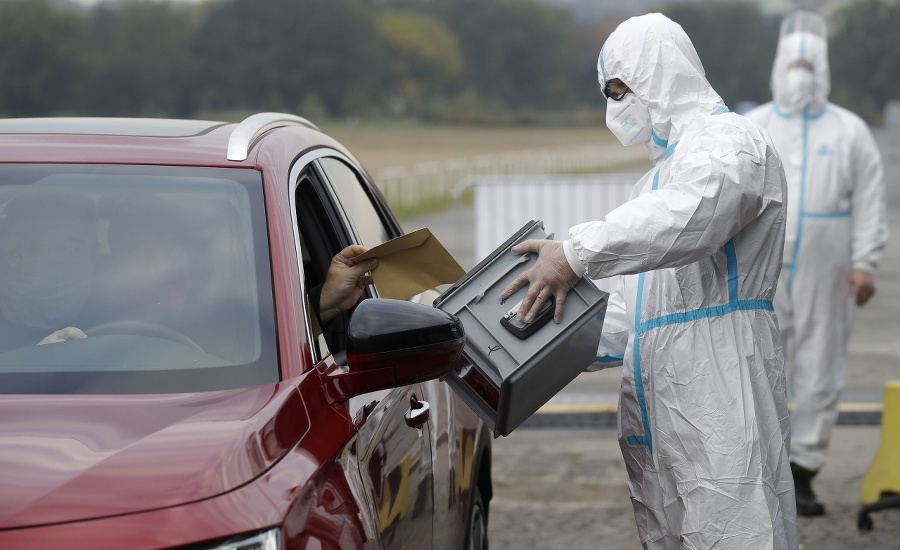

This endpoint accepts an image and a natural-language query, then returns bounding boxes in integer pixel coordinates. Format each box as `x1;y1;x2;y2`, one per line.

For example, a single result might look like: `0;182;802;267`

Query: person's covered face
785;58;816;109
771;16;830;113
0;194;97;330
602;77;652;147
597;13;723;158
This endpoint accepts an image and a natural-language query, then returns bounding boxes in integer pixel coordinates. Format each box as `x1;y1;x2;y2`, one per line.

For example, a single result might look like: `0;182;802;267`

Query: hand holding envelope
353;228;466;300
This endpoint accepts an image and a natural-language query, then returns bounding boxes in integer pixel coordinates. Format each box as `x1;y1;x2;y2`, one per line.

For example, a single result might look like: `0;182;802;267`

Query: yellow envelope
354;228;465;300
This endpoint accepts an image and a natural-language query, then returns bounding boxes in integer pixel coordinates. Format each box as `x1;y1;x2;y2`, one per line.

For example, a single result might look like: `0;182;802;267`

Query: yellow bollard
858;380;900;531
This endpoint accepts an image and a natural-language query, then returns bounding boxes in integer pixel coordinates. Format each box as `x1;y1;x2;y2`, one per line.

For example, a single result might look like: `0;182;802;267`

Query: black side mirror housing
321;299;465;402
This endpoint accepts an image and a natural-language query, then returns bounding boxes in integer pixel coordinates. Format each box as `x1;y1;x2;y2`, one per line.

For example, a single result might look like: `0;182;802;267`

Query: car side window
304;157;416;416
294;156;399;364
318;157;392;249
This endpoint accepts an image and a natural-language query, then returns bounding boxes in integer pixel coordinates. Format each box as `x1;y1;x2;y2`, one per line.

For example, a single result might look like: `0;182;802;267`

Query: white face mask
606;94;653;146
785;67;815;111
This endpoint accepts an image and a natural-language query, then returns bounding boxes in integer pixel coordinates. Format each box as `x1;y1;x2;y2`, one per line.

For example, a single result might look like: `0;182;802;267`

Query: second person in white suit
745;11;888;517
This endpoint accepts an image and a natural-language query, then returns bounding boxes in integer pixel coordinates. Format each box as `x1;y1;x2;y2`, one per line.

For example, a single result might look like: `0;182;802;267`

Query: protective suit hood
771;15;830;114
597;13;725;146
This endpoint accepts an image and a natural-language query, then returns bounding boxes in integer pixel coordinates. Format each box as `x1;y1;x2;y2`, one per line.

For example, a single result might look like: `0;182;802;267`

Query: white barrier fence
373;143;647;213
471;173;640;292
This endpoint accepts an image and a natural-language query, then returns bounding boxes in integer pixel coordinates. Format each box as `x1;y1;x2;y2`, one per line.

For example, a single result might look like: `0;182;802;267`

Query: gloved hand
38;326;87;345
500;239;580;323
847;268;875;306
319;245;379;322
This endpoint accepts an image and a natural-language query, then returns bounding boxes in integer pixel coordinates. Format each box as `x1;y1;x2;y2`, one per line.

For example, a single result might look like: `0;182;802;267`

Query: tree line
0;0;896;123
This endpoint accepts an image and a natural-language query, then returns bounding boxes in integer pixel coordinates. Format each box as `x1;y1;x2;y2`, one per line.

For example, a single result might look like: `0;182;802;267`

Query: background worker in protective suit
501;13;798;548
745;11;888;517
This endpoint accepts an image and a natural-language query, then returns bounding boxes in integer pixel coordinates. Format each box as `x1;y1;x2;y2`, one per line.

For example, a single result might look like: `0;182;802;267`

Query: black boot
791;462;826;517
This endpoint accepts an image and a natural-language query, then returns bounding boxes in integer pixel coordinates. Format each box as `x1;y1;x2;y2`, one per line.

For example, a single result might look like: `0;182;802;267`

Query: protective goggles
603;81;628;101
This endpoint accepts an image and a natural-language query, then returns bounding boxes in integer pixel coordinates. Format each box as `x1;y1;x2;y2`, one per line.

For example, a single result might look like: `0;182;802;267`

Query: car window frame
288;148;402;365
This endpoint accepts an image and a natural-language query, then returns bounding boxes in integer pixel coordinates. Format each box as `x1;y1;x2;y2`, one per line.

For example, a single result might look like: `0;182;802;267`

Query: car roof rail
227;112;319;161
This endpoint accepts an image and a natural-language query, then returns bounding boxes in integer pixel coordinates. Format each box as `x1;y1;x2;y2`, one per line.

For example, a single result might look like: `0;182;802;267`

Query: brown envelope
354;228;465;300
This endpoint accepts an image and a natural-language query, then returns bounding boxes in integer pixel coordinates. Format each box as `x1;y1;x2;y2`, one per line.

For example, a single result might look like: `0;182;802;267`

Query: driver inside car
0;193;99;350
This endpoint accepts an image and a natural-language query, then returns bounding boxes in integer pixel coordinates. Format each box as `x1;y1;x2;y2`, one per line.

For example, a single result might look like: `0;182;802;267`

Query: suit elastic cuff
563;239;586;277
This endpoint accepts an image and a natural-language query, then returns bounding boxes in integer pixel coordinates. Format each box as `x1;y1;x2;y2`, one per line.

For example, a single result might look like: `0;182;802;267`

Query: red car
0;113;491;549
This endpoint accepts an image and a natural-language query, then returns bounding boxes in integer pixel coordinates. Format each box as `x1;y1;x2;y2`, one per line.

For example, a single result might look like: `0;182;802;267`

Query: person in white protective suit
745;12;888;517
500;13;799;548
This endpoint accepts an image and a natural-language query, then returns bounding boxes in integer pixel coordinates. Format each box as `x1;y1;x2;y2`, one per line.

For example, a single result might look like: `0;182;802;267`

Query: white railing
373;143;648;213
469;173;639;293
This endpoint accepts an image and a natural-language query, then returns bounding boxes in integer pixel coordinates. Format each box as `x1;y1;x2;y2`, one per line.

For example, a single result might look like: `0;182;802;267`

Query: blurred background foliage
0;0;898;123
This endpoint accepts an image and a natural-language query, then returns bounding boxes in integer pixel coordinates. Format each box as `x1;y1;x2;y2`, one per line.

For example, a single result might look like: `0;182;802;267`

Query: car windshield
0;165;278;394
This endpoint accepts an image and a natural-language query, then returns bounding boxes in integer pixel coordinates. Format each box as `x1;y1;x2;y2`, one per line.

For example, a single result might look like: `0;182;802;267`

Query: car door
291;150;435;548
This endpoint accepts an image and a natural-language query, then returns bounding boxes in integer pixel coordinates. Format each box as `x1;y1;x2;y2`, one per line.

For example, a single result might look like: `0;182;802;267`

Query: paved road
405;129;900;548
487;427;900;549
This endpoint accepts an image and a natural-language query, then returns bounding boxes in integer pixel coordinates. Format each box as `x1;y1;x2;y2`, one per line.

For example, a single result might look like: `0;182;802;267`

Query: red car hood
0;383;309;529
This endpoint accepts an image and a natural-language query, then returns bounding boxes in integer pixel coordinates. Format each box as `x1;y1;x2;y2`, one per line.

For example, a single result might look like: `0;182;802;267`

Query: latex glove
847;268;875;306
38;326;88;345
499;239;580;323
319;245;379;322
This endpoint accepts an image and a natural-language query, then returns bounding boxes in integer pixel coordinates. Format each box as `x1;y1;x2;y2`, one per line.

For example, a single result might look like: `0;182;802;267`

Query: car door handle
404;394;430;429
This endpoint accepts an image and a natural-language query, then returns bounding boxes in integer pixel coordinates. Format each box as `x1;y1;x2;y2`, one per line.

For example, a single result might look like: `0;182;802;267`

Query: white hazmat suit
745;17;888;477
503;13;799;549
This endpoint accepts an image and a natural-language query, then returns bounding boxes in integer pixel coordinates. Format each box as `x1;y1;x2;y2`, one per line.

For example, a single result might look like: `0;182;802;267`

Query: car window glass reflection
96;190;194;330
0;193;97;344
319;158;390;249
0;166;278;394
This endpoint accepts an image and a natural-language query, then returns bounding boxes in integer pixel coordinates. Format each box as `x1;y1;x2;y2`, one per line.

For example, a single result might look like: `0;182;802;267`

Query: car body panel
353;383;434;548
0;383;308;528
0;120;356;171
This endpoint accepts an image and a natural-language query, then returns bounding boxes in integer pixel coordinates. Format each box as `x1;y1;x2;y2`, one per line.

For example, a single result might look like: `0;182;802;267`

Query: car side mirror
321;299;465;402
